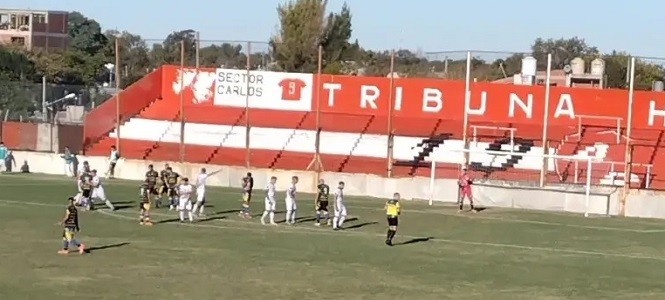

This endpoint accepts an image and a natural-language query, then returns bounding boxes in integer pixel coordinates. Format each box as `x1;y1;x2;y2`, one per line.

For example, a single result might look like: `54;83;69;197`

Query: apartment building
0;8;68;51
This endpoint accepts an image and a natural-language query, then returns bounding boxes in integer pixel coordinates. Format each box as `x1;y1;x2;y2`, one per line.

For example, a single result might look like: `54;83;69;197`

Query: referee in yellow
385;192;401;246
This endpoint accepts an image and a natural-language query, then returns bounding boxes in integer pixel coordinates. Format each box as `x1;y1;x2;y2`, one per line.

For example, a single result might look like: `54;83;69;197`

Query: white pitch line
0;198;663;262
1;175;663;232
96;209;665;263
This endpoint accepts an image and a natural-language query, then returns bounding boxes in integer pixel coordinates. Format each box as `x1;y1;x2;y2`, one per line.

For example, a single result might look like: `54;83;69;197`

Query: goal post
427;147;598;217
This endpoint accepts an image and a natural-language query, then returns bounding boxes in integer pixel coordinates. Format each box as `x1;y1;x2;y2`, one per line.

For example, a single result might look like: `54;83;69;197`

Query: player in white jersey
284;176;299;225
333;181;347;230
192;168;221;218
177;178;194;223
90;170;116;210
261;176;278;225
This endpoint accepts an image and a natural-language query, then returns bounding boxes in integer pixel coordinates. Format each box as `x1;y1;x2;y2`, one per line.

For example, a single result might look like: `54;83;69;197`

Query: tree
0;46;39;119
270;0;328;73
103;30;151;87
531;37;599;70
0;45;37;81
319;3;356;73
151;30;197;66
68;12;108;55
199;43;247;68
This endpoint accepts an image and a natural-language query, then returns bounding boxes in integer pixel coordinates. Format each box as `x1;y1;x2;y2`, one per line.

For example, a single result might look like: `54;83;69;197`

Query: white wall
12;150;650;218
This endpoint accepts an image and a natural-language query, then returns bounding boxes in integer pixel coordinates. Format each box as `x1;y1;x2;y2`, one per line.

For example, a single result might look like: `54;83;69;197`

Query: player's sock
187;211;193;222
269;211;275;224
315;212;321;223
70;239;80;248
179;211;185;222
286;210;292;224
63;240;69;250
199;204;205;215
332;216;339;229
291;210;296;224
261;211;268;224
338;215;346;227
105;200;115;210
386;229;392;240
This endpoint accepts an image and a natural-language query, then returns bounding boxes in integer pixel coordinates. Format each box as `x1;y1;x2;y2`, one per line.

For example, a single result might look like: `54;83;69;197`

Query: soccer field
1;174;665;299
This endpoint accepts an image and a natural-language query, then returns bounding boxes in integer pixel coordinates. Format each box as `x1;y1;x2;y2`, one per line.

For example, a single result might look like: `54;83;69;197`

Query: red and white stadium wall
1;122;83;153
84;65;665;144
81;65;665;188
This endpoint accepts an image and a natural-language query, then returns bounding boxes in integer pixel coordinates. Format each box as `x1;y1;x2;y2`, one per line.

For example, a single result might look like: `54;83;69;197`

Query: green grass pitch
1;173;665;299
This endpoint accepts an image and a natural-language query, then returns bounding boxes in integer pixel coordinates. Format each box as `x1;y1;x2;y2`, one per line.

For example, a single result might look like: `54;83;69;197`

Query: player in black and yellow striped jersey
157;163;171;207
315;179;331;226
145;164;160;207
139;181;153;226
239;172;254;218
385;192;401;246
58;197;86;255
79;171;94;210
164;167;180;210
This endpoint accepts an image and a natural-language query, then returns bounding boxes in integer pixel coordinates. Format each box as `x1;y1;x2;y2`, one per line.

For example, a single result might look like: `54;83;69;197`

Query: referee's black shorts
387;216;398;226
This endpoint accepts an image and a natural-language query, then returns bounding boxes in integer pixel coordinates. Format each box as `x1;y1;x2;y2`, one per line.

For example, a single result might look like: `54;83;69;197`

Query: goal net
427;147;601;217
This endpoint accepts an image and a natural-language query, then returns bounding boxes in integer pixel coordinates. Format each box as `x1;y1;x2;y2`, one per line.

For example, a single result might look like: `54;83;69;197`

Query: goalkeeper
458;166;476;213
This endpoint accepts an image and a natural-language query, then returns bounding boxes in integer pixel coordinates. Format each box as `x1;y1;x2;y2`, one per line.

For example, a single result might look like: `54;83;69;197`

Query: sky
6;0;665;58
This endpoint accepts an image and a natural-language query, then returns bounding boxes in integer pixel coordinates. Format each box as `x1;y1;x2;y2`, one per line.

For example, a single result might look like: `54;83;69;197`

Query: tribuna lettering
321;83;577;119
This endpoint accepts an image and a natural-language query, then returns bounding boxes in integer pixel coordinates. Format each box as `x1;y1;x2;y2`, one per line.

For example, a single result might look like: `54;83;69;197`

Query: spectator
0;142;7;172
20;160;29;173
4;150;16;172
61;146;75;177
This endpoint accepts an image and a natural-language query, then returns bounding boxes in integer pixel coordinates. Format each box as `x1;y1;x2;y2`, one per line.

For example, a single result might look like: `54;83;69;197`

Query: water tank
590;58;605;76
571;57;585;75
521;56;537;77
653;81;664;92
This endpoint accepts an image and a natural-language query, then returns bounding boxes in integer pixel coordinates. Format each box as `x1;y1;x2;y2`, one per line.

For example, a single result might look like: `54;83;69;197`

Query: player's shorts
109;162;116;169
168;187;178;197
264;198;276;211
285;198;296;211
460;187;473;198
177;198;192;211
159;184;168;195
92;188;106;201
146;184;158;195
140;202;151;211
196;190;205;204
387;216;398;226
317;200;329;211
334;204;347;217
81;189;92;198
243;191;252;203
62;226;77;241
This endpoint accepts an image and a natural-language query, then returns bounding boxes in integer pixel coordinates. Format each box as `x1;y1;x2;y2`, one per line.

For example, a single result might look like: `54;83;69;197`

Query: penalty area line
96;209;665;263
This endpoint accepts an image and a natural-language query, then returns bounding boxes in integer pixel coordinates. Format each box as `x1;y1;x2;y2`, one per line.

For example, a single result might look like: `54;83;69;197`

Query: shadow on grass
197;212;227;222
113;204;134;211
112;201;134;205
157;218;181;224
397;237;433;246
344;221;377;230
87;242;130;253
295;216;316;223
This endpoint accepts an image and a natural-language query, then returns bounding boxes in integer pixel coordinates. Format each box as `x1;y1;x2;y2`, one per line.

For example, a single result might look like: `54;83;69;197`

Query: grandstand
81;65;665;190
